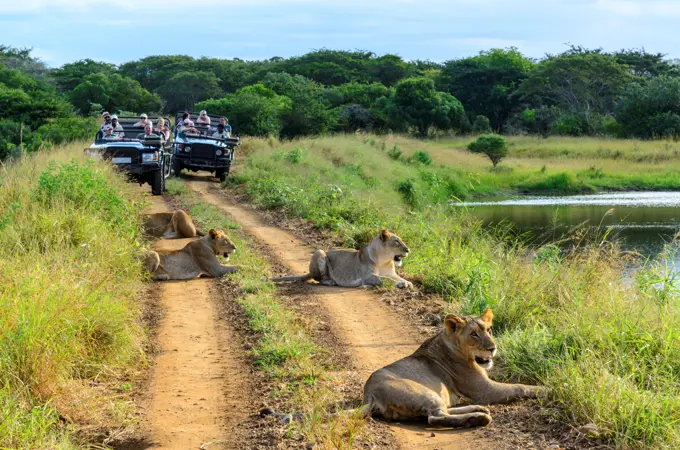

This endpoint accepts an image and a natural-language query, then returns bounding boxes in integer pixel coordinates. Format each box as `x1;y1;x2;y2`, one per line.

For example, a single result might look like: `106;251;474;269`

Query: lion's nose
487;346;496;353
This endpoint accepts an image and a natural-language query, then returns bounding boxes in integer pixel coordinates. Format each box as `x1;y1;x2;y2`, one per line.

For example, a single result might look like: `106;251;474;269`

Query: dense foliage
3;43;680;159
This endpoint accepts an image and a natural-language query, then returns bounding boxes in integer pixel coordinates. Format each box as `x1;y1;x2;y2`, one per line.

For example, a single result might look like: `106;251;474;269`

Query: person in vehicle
110;115;124;136
212;123;230;139
176;111;191;131
180;118;199;134
103;126;119;140
134;113;149;127
196;110;211;126
156;118;171;140
137;123;158;140
100;111;112;132
210;117;232;134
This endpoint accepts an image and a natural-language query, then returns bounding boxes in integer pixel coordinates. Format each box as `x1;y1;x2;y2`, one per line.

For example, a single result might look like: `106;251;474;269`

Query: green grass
226;134;680;450
0;142;147;449
169;191;368;449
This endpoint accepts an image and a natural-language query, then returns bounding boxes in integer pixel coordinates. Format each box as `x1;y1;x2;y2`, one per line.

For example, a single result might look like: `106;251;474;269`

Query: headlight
142;152;158;162
215;149;223;156
184;145;191;153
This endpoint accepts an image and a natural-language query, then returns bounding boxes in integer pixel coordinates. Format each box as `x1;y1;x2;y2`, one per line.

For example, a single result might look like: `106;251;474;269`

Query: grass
167;188;369;449
0;142;148;449
225;134;680;450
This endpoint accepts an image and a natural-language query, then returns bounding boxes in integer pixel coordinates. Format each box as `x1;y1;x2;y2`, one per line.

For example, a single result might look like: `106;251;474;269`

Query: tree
518;47;633;131
370;54;410;86
468;134;508;168
338;104;375;131
616;76;680;139
70;73;162;114
52;59;117;92
119;55;195;92
386;77;467;136
613;48;680;78
196;84;291;137
158;71;222;112
437;48;534;130
263;72;334;137
275;49;373;86
472;115;492;134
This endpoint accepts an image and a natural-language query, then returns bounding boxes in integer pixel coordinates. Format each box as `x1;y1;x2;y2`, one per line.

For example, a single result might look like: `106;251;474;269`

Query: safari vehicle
172;112;239;182
87;116;173;195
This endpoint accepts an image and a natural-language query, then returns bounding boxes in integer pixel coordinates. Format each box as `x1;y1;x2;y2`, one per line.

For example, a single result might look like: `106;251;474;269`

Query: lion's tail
259;403;372;424
268;273;313;282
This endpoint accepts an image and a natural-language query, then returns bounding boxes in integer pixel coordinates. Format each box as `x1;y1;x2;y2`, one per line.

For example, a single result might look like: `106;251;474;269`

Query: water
453;192;680;262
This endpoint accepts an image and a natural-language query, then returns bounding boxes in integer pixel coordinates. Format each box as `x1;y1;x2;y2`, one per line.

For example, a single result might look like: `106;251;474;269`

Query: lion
361;309;546;428
142;229;239;281
143;210;205;239
269;229;413;288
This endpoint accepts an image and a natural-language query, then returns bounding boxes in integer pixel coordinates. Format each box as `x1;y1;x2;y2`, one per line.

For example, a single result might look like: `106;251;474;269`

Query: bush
472;115;492;134
650;112;680;139
387;144;402;160
411;150;432;165
553;113;586;136
467;134;508;168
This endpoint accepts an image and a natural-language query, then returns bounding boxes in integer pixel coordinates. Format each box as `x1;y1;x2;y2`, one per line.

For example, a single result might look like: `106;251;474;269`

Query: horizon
2;0;679;68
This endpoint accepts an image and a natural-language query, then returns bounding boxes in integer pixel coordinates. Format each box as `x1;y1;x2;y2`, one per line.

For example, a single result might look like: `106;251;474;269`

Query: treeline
3;45;680;158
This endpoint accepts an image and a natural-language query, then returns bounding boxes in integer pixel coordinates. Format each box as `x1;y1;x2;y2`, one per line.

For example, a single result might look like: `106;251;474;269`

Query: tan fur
269;229;413;288
143;210;205;239
143;229;239;281
362;309;545;428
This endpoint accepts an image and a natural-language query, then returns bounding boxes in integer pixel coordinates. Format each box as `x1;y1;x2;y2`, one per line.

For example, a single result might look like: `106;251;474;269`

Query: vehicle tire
151;169;164;195
172;158;182;177
215;168;226;183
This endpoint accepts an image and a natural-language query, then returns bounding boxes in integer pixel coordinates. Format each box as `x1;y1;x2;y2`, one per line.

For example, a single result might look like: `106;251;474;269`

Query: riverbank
0;143;147;448
228;134;680;449
340;134;680;196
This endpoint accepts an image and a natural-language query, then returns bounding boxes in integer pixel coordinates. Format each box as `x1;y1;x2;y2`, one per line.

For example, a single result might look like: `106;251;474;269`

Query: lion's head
378;229;410;267
208;229;237;259
443;309;497;370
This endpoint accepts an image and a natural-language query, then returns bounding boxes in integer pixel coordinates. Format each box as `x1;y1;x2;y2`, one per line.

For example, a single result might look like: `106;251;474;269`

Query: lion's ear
380;229;391;242
444;314;466;333
481;309;493;325
209;229;217;239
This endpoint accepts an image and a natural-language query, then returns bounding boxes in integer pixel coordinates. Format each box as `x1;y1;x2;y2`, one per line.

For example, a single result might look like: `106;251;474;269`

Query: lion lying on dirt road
143;210;205;239
362;309;546;428
269;229;413;288
142;229;239;281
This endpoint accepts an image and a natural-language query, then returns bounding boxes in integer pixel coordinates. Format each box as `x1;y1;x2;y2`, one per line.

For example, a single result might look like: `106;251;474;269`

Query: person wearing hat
212;123;230;139
110;115;124;136
210;116;232;135
196;110;211;126
103;126;120;140
180;118;199;134
134;113;149;127
156;118;171;140
100;111;112;132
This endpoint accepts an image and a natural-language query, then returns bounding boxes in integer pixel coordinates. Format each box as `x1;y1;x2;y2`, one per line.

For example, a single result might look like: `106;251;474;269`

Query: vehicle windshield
96;116;171;143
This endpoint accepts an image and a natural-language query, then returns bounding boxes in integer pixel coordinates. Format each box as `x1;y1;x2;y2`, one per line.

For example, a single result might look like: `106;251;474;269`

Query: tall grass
0;144;147;449
228;135;680;449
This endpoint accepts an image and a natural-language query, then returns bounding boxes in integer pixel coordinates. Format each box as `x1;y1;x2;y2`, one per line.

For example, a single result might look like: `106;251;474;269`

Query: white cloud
594;0;680;17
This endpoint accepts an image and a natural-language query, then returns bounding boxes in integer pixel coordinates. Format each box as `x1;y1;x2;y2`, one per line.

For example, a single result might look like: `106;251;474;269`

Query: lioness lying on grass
269;229;413;288
363;309;545;427
143;210;204;239
142;229;239;281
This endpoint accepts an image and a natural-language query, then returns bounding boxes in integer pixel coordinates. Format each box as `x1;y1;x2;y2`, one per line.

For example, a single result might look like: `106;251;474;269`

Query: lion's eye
471;332;479;338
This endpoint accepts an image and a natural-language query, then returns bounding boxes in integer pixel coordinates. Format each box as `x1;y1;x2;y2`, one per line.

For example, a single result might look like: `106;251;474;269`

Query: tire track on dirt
143;196;250;450
184;177;500;450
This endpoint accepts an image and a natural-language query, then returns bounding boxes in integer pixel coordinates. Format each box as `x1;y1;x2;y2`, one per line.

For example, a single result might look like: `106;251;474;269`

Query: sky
1;0;679;67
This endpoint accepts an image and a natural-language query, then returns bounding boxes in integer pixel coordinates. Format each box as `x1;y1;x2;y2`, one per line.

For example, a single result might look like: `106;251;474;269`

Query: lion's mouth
475;356;493;366
394;253;408;265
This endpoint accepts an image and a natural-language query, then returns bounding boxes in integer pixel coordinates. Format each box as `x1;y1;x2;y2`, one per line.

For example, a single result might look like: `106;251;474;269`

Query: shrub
650;112;680;139
553;113;586;136
467;134;508;168
472;115;492;134
396;179;420;208
387;144;402;160
411;150;432;165
284;147;304;164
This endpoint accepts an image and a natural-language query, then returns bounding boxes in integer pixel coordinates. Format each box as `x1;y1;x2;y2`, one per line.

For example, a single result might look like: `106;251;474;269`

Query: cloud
594;0;680;17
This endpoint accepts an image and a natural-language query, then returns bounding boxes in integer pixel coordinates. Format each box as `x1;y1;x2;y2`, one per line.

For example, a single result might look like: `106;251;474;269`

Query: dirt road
184;177;501;450
142;196;249;450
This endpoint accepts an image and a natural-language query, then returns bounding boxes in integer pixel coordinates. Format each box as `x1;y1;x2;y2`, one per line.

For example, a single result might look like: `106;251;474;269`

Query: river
453;192;680;264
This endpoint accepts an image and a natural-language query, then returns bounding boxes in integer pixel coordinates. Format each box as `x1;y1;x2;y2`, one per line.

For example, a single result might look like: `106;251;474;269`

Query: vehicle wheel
215;168;226;183
172;158;182;177
151;169;164;195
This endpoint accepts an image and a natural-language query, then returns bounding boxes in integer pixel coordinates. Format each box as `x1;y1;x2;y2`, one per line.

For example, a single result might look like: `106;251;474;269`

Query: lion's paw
396;280;414;289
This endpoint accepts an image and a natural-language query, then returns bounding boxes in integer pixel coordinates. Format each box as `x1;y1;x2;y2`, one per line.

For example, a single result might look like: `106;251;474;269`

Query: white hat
200;110;207;115
183;118;191;124
102;111;110;117
140;113;148;119
111;114;118;119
